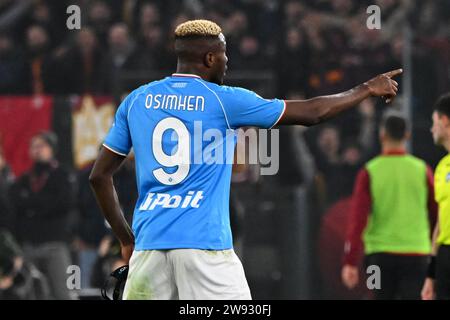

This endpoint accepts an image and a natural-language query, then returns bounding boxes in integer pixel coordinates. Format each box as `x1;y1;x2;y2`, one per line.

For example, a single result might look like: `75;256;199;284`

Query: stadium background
0;0;449;299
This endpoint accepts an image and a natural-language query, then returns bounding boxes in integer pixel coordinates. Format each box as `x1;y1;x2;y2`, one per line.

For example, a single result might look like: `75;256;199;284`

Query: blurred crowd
0;0;450;299
0;0;448;97
0;132;136;299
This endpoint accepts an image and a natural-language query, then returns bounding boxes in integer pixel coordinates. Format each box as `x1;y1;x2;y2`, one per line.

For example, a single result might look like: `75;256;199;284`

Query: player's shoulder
129;78;168;97
366;155;384;168
436;154;450;171
198;81;258;101
441;153;450;165
403;154;427;168
121;78;169;107
218;84;255;96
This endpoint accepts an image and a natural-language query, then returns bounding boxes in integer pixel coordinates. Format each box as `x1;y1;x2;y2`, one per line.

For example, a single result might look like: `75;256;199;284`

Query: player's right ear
204;52;215;68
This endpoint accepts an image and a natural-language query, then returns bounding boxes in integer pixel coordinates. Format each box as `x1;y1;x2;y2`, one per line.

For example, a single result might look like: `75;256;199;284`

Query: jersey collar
171;73;202;79
382;149;407;156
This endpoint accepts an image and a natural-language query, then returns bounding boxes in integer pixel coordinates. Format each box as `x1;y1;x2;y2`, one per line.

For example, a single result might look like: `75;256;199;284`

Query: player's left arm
89;147;135;263
422;166;440;300
278;69;402;126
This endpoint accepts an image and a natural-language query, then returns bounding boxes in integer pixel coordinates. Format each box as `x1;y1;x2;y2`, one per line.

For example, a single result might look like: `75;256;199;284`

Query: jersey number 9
152;117;190;185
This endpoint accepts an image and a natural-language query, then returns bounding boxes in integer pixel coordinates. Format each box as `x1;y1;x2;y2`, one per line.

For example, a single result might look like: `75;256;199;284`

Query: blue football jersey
103;73;285;250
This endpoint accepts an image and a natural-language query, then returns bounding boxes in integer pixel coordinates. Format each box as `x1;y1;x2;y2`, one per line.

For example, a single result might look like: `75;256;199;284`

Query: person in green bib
341;113;438;299
422;93;450;300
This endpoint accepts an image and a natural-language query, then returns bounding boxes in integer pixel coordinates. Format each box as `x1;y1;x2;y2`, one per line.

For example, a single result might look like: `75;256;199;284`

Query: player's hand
342;264;359;289
365;68;402;103
421;278;435;300
121;242;134;265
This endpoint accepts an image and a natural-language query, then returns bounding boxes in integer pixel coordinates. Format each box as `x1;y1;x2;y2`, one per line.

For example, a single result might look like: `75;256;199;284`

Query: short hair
174;19;222;38
434;93;450;118
381;113;408;141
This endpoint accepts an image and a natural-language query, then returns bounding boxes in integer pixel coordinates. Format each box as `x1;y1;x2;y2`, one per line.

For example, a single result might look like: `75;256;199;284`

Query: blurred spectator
133;25;173;71
137;2;160;35
311;119;373;209
307;28;351;97
0;145;14;232
338;141;365;198
224;10;248;40
375;0;414;45
23;25;58;94
0;33;26;94
9;132;77;299
316;126;341;171
100;23;138;94
232;35;266;70
330;0;356;18
283;1;305;28
90;236;126;289
0;229;50;300
357;99;378;154
278;27;310;97
224;10;248;63
0;0;34;38
56;28;104;94
313;126;343;208
87;0;113;48
27;2;55;44
329;98;379;155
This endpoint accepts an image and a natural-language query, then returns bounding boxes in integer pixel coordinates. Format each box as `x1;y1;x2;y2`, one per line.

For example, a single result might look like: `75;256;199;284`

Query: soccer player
422;93;450;300
341;113;437;300
89;19;401;299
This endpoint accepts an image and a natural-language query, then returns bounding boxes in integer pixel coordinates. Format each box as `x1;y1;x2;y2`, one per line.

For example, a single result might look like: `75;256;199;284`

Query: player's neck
176;64;208;81
382;141;406;153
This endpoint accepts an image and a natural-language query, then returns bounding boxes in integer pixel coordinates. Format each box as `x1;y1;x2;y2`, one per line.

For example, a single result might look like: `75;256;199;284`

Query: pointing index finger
383;68;403;78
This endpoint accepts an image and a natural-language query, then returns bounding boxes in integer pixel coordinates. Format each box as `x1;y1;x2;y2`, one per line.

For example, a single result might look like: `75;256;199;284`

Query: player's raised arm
278;68;402;126
89;147;135;263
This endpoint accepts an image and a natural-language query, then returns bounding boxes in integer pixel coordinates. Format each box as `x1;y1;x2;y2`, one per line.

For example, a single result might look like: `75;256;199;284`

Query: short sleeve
218;86;286;129
103;93;133;156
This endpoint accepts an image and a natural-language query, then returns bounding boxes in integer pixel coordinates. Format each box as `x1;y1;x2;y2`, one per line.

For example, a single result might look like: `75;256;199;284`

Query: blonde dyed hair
174;19;222;37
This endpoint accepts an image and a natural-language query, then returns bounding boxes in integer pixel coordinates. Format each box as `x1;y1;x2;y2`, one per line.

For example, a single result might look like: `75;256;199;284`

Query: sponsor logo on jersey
139;190;204;210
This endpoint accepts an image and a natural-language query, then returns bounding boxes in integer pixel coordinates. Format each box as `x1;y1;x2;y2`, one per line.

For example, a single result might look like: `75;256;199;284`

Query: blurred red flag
0;96;53;177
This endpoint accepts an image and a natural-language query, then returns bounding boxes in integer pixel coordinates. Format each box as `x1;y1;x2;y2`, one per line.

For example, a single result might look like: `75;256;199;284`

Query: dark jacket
0;230;50;300
0;261;51;300
0;165;14;232
10;162;77;245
